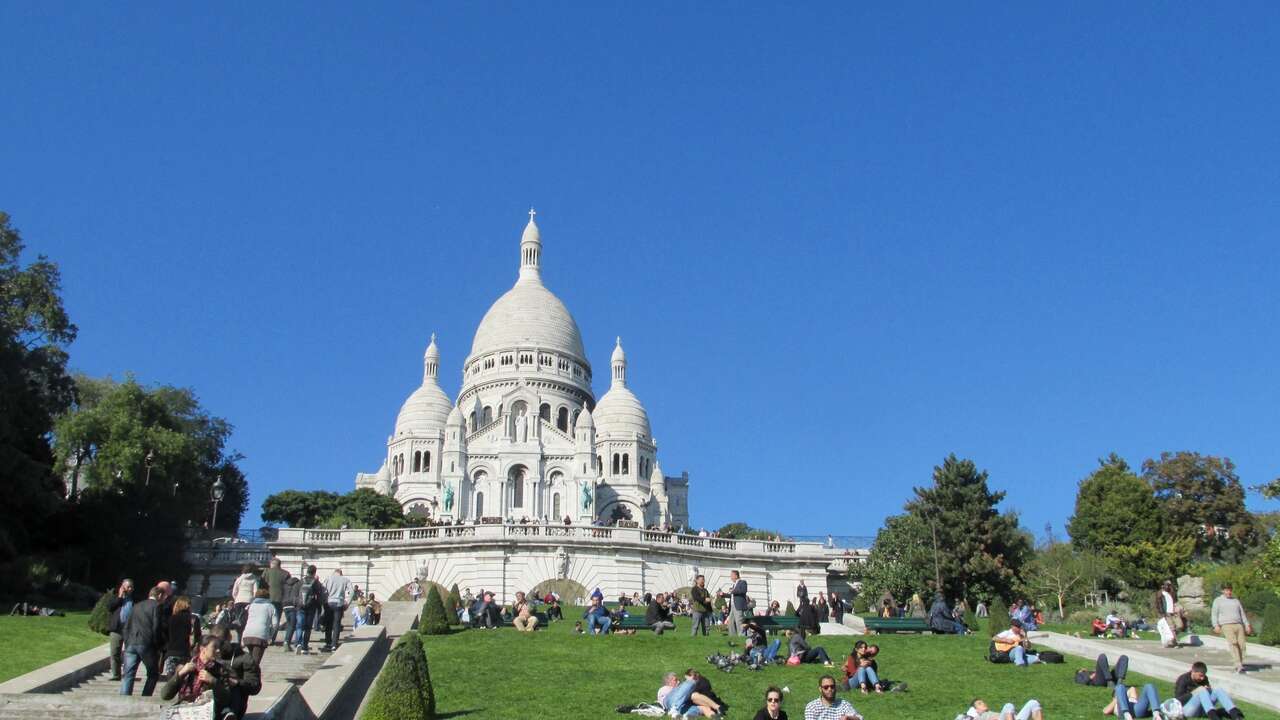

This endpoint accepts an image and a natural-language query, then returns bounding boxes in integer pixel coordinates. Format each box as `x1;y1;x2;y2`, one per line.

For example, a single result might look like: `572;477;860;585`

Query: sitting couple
658;669;726;718
841;641;884;694
1100;661;1243;720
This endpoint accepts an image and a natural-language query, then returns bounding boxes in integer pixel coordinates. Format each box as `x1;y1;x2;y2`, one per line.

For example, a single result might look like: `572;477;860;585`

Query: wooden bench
617;614;677;631
862;616;934;634
745;615;801;633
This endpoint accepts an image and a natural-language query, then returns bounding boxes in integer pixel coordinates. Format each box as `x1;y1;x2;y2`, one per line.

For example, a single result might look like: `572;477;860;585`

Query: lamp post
210;475;226;531
144;450;154;487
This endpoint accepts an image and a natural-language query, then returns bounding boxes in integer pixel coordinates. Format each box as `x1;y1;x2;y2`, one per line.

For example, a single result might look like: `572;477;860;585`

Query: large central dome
467;214;587;363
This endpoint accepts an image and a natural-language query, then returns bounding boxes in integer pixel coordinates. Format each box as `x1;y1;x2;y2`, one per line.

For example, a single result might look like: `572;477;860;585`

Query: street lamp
145;450;154;486
210;475;226;531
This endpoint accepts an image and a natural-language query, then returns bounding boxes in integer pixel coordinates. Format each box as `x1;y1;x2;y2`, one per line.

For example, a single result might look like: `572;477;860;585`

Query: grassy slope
420;617;1279;720
0;611;105;683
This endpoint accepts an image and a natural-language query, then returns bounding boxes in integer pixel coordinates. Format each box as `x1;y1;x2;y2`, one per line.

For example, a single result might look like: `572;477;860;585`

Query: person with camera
196;624;261;720
106;578;134;681
162;634;221;705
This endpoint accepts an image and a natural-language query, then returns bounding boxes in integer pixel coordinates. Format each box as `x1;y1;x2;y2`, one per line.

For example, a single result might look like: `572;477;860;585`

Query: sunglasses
767;697;782;702
820;684;836;690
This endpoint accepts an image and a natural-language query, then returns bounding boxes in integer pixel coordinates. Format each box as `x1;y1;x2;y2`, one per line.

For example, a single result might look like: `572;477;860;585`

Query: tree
1260;602;1280;648
715;522;786;540
330;489;405;529
903;455;1033;603
262;490;342;527
1104;536;1196;590
87;590;113;635
853;513;934;603
420;585;450;635
446;584;462;622
1254;477;1280;500
360;631;434;720
1019;542;1102;619
1143;452;1263;561
1068;454;1163;552
0;212;77;565
50;375;248;587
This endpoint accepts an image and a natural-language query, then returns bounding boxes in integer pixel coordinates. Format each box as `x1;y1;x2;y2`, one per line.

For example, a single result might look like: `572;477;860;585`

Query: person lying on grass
842;641;882;693
1074;653;1128;687
962;698;1043;720
1102;683;1166;720
657;669;725;717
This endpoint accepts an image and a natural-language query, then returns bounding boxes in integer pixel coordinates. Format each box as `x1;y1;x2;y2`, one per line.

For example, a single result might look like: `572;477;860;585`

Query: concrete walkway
1033;631;1280;713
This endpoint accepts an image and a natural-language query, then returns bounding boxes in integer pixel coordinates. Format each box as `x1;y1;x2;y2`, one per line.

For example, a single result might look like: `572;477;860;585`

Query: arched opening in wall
622;454;630;475
556;406;569;432
529;579;589;605
511;400;528;418
388;579;449;602
469;411;476;429
508;465;526;509
413;451;421;473
539;403;551;421
552;493;560;519
482;406;493;425
612;454;620;475
475;491;485;518
423;451;431;472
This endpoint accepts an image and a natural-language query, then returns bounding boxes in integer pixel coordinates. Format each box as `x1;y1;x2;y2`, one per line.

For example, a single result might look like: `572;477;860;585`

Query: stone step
0;694;166;720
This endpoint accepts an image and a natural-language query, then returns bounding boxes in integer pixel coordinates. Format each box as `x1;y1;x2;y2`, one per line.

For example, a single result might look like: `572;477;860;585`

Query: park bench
498;611;550;628
862;616;934;634
617;614;678;631
746;615;801;634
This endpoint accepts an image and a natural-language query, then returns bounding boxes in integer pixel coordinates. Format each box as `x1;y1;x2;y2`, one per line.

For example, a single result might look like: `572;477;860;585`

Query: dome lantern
519;207;542;282
611;337;627;387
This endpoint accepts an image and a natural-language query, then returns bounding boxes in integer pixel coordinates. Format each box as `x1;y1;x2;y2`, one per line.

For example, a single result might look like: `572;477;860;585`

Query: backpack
302;578;326;608
987;641;1011;664
1038;650;1065;663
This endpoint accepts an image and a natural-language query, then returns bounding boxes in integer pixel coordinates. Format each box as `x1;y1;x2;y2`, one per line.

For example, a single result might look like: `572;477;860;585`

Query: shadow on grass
436;710;481;718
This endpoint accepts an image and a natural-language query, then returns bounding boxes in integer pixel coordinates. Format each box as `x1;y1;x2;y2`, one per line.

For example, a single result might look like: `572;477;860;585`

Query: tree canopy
715;522;786;540
1067;454;1163;553
1143;451;1262;562
262;488;407;529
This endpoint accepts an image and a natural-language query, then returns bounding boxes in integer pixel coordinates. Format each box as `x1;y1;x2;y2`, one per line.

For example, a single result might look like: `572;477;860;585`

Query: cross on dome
528;207;536;220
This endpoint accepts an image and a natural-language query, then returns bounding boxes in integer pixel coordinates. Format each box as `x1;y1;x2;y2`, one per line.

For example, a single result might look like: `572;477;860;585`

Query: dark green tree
986;598;1008;637
420;585;450;635
1259;602;1280;648
853;513;934;604
903;455;1033;603
0;212;77;566
360;631;434;720
87;590;113;635
1143;452;1263;561
261;490;342;527
1068;454;1163;552
785;601;796;616
446;583;462;622
715;522;787;540
328;489;406;529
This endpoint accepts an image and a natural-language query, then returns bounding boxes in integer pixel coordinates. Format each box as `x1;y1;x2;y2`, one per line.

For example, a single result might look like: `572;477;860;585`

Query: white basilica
355;212;690;528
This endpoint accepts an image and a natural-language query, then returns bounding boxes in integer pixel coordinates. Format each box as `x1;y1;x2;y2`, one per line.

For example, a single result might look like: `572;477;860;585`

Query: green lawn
0;611;105;683
418;619;1279;720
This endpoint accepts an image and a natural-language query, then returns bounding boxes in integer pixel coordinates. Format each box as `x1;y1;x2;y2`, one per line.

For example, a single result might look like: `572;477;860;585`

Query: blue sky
4;2;1278;537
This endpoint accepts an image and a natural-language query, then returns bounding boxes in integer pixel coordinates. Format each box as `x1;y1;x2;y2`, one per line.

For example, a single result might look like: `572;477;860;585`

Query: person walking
293;565;324;655
322;568;352;651
279;574;299;652
120;587;164;696
690;575;713;637
1211;584;1253;674
242;588;279;666
107;578;134;681
262;558;290;645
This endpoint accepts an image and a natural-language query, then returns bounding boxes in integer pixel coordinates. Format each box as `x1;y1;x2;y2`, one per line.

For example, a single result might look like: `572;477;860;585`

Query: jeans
752;639;781;664
799;646;831;664
279;607;296;647
119;644;158;696
108;632;125;678
997;700;1041;720
690;611;710;636
664;679;696;714
1091;654;1129;686
1115;683;1161;718
651;620;675;635
1010;646;1039;666
848;666;880;689
269;601;284;643
586;614;611;634
324;603;343;647
1183;688;1236;717
293;607;314;650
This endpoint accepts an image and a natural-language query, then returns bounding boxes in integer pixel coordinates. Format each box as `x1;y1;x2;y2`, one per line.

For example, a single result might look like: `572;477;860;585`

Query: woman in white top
241;588;280;666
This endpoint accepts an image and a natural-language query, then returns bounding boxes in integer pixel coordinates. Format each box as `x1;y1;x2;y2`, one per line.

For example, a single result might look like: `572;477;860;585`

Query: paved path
1033;631;1280;712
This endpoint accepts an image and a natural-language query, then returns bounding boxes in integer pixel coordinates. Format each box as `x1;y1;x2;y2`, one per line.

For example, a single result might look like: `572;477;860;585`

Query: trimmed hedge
987;599;1008;637
447;584;462;623
421;584;450;635
785;601;796;616
360;631;435;720
1260;601;1280;647
88;590;113;635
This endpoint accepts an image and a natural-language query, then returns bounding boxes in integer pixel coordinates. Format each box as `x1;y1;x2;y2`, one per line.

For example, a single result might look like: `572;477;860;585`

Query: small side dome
395;335;451;437
374;461;392;494
574;402;595;431
446;404;464;426
593;385;650;440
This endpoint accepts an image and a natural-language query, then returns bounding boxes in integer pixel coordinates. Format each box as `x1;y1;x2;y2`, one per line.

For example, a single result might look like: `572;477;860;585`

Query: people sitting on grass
584;595;612;635
1175;661;1244;719
745;619;782;664
1102;683;1167;720
754;685;789;720
1091;617;1109;637
512;591;539;632
929;593;968;634
804;674;861;720
1105;609;1130;637
657;670;725;718
1075;653;1128;686
787;629;834;667
7;603;66;616
842;641;882;694
993;619;1038;666
647;592;676;634
962;698;1044;720
546;596;563;622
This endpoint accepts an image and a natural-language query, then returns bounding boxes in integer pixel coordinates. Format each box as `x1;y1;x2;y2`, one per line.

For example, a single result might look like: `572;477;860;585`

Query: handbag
1160;698;1184;720
786;654;802;666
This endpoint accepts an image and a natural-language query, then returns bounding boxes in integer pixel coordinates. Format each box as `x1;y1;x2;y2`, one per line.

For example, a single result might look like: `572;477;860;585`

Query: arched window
539;403;551;421
556;406;569;432
475;491;484;518
413;451;421;473
622;454;630;475
469;411;476;429
572;409;580;427
612;454;620;475
553;493;561;520
510;466;525;508
423;451;431;472
482;406;492;425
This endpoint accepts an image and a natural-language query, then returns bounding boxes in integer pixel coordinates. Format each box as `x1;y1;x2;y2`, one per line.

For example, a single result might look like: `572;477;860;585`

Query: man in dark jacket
646;592;676;635
120;586;164;696
107;578;134;681
1174;661;1243;719
292;565;324;654
928;593;967;634
690;575;712;637
262;559;290;645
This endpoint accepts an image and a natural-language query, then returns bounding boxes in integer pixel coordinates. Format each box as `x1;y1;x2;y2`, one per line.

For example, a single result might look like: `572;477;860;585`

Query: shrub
360;631;434;720
987;598;1008;637
785;601;796;616
1260;602;1280;647
852;595;869;614
88;590;114;635
420;585;450;635
447;584;462;622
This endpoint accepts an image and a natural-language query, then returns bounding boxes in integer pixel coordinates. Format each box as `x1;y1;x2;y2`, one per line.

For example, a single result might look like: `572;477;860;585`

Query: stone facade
356;212;690;529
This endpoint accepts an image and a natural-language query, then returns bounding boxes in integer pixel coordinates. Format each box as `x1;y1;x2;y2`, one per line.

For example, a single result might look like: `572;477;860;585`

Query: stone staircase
0;643;331;720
